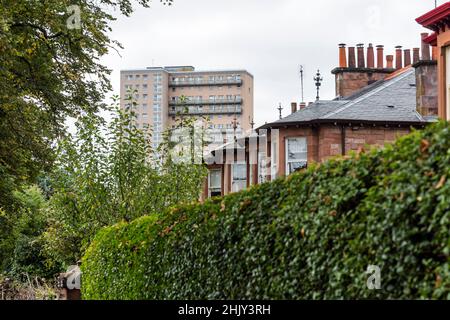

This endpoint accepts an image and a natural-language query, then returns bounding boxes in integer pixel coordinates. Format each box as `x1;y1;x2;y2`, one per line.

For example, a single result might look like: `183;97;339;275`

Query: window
142;84;148;89
143;94;148;99
258;152;268;183
143;74;148;80
271;132;279;180
142;113;148;119
126;75;133;80
231;163;247;193
208;170;222;197
285;137;308;175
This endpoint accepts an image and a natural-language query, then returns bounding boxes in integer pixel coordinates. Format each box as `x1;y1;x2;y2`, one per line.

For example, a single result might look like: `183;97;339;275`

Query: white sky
100;0;438;127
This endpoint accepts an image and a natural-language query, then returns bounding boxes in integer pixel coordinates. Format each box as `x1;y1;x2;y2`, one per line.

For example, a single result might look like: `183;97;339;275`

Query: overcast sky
101;0;438;127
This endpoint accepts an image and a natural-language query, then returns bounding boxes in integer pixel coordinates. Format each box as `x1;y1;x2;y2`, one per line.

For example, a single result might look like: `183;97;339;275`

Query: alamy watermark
66;5;81;30
366;265;381;290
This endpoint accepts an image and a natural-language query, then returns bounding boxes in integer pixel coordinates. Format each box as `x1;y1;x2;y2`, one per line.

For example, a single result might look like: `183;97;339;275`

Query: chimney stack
386;55;394;69
413;48;420;64
339;44;347;68
299;102;307;110
421;33;431;60
404;49;411;66
376;45;384;69
291;102;297;114
348;47;356;68
367;43;375;68
395;46;403;69
332;43;400;99
357;44;365;68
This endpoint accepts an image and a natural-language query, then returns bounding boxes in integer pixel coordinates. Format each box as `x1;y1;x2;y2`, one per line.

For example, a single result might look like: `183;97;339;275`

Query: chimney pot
404;49;411;66
338;43;347;68
376;45;384;68
395;46;403;69
413;48;420;64
348;47;356;68
357;43;365;68
299;102;307;110
421;33;431;60
386;55;394;69
291;102;297;114
367;43;375;68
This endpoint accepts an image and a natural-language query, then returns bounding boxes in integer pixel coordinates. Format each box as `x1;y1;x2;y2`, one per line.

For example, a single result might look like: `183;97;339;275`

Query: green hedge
82;122;450;299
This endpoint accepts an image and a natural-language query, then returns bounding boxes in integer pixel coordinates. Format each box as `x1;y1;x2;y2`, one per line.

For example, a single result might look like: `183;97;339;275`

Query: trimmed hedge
82;122;450;299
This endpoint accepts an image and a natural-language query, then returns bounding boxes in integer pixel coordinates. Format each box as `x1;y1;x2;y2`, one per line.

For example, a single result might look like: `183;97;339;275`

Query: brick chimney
413;34;438;118
291;102;297;114
339;44;347;68
421;33;431;60
367;44;375;68
376;45;384;68
348;47;356;68
332;43;396;99
395;46;403;69
357;44;365;68
404;49;411;66
413;48;420;64
299;102;307;110
386;55;394;69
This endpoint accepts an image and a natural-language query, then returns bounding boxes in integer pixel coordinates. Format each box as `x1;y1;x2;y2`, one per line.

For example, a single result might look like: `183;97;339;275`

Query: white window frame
258;151;268;184
231;162;247;193
285;137;308;175
271;137;278;180
208;169;222;197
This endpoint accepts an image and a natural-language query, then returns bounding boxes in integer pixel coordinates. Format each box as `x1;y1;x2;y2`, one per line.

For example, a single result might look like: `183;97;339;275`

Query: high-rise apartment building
120;66;254;149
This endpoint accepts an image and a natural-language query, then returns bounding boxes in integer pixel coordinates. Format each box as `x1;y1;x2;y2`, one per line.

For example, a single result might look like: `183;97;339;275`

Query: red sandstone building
416;1;450;120
202;38;438;199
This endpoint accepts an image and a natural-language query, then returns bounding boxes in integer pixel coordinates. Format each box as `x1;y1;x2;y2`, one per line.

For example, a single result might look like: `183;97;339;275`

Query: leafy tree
42;97;207;267
0;0;174;275
0;0;173;212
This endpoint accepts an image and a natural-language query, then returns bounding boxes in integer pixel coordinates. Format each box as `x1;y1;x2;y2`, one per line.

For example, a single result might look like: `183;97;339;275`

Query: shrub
82;121;450;299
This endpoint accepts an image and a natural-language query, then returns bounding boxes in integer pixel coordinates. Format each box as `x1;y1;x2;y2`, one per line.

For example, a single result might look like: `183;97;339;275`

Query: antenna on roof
299;65;305;103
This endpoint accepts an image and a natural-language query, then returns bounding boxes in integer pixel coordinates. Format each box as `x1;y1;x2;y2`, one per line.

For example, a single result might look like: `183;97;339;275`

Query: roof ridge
322;68;414;120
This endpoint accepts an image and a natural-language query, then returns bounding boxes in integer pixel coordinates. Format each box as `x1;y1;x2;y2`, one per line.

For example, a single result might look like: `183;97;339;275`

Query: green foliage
0;186;60;278
82;121;450;300
0;0;171;228
43;99;207;268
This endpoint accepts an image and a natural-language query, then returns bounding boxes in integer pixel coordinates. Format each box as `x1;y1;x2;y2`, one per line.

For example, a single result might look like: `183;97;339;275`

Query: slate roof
261;67;427;129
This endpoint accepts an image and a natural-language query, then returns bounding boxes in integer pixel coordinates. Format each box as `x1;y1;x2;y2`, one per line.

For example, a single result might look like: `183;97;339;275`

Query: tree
0;0;173;211
41;97;207;267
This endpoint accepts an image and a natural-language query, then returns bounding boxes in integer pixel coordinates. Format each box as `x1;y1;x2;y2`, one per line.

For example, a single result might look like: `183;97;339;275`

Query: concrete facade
120;66;254;149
